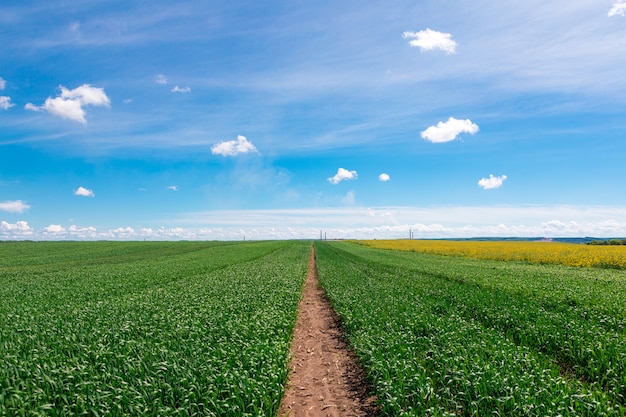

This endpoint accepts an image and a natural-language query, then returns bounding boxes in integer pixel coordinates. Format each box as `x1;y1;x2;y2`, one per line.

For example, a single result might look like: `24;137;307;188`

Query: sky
1;0;626;240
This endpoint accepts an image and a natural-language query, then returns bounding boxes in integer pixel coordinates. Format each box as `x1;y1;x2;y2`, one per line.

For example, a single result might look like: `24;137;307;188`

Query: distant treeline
586;239;626;246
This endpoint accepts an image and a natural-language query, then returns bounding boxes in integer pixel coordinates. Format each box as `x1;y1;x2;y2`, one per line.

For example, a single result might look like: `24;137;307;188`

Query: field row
358;239;626;269
316;241;626;416
0;241;310;416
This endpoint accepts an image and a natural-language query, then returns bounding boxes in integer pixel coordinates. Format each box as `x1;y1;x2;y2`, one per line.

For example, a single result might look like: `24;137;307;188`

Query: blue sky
2;0;626;240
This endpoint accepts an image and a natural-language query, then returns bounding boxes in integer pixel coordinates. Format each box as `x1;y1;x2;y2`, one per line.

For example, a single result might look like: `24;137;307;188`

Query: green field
315;241;626;416
0;241;310;416
2;240;626;416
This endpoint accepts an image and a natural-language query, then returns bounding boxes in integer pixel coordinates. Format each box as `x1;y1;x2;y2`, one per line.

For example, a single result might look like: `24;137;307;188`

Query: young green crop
0;240;310;416
315;241;625;416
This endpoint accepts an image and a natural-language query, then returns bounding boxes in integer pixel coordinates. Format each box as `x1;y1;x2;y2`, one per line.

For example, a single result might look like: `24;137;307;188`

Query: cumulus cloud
328;168;358;185
379;173;390;182
211;135;258;156
43;224;65;234
0;78;10;110
403;29;457;54
608;2;626;16
0;96;13;110
68;225;97;238
0;200;30;213
167;185;178;191
26;84;110;124
0;221;33;238
421;117;479;143
74;186;95;197
171;85;191;93
478;174;507;189
156;74;168;84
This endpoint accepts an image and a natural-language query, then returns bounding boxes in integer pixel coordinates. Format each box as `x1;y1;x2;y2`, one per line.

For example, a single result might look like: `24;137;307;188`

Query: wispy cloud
421;117;479;143
74;186;95;197
0;76;5;90
0;200;30;213
478;174;507;190
341;190;356;205
379;173;390;182
167;185;178;191
403;29;457;54
156;74;168;84
328;168;358;185
171;85;191;93
26;84;110;124
211;135;258;156
608;2;626;17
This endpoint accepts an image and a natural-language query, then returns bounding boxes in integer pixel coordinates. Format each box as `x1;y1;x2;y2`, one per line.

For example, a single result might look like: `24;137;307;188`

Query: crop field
358;239;626;269
3;239;625;416
0;240;310;416
315;241;626;416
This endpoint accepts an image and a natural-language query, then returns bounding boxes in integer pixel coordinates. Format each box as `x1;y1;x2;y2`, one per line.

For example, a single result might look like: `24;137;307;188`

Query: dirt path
277;245;379;417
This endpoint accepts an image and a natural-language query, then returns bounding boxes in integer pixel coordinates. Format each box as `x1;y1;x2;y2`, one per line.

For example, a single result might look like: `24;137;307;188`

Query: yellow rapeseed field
357;240;626;268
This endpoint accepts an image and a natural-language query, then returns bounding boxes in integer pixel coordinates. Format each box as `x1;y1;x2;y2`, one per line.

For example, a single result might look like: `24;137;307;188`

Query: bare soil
277;246;379;417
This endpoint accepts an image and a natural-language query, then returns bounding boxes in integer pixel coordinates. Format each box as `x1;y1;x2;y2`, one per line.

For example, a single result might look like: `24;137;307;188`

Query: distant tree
586;239;626;245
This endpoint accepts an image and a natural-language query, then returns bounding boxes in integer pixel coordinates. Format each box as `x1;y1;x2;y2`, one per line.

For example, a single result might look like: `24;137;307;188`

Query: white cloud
167;185;178;191
28;84;110;124
379;173;390;182
478;174;508;190
211;135;258;156
0;76;12;110
0;200;30;213
0;221;33;239
403;29;457;54
421;117;479;143
0;96;13;110
67;225;97;238
608;2;626;16
110;227;135;237
171;85;191;93
24;103;40;112
328;168;358;185
156;74;168;84
74;186;95;197
43;224;65;234
1;205;625;240
165;206;626;239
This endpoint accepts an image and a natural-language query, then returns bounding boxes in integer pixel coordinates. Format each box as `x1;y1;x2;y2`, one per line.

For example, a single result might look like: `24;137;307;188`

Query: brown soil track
277;245;379;417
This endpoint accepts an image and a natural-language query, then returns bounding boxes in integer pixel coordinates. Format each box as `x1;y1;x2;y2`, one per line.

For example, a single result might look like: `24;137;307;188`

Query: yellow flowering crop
356;240;626;268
